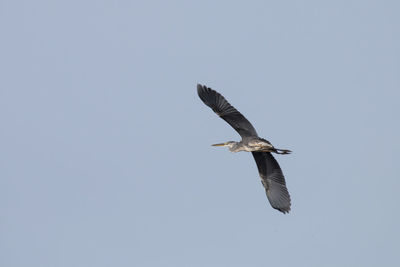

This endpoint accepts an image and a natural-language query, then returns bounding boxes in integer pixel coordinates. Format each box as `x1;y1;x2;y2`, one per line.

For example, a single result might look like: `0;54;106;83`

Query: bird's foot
275;149;292;155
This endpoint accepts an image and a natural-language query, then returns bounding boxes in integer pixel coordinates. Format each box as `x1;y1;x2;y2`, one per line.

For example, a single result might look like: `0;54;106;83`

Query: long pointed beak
212;142;227;147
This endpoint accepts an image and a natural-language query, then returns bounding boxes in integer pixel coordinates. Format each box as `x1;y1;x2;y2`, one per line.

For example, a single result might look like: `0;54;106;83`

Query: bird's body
213;137;292;154
197;84;292;214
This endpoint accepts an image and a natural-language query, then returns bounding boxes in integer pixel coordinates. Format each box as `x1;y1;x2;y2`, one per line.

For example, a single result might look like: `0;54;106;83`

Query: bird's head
212;141;238;152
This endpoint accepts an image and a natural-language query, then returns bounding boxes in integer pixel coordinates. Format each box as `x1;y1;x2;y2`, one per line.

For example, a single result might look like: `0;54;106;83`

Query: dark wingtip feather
275;206;291;214
268;190;291;214
196;84;220;112
266;178;291;214
197;84;210;97
197;83;204;93
197;84;210;103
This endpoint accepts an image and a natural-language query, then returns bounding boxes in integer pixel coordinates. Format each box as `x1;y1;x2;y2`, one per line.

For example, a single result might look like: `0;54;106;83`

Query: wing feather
197;84;258;138
252;152;291;213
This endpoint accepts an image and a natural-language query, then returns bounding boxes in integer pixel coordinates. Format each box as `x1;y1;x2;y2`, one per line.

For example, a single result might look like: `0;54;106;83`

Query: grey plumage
197;84;291;214
197;84;258;138
252;152;291;213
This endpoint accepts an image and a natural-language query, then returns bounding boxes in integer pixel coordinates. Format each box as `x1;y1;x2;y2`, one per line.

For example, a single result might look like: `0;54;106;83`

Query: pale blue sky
1;1;399;266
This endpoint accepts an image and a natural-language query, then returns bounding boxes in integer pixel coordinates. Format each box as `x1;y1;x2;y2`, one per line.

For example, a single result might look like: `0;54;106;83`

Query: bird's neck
229;142;244;153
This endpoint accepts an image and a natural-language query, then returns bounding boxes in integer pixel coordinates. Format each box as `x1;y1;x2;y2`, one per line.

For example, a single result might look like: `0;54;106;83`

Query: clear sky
1;1;399;266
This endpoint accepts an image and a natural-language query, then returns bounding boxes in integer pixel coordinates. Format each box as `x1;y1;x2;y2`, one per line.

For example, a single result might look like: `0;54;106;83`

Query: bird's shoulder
245;137;272;145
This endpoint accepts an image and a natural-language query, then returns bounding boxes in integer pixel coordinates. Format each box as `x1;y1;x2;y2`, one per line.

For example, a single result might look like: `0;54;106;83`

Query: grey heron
197;84;292;214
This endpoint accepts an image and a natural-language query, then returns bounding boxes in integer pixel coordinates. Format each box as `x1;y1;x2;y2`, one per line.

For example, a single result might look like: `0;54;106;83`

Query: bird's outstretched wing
252;152;291;213
197;84;258;138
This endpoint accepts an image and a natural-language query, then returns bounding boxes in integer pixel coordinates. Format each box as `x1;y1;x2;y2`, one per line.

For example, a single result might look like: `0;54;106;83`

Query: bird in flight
197;84;292;213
